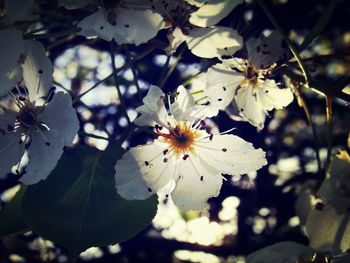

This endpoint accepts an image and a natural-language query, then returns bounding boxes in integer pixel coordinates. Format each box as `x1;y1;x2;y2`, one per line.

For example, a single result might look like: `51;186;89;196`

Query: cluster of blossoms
0;28;79;184
0;0;295;211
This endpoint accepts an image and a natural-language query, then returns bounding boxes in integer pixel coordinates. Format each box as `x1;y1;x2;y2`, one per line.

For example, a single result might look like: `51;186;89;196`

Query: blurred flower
0;39;79;184
318;150;350;212
115;85;266;211
152;0;243;58
205;31;294;129
59;0;164;45
246;241;315;263
0;0;34;26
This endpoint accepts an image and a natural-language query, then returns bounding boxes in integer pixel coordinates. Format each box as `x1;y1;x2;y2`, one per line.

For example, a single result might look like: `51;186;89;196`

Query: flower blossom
58;0;164;45
0;32;79;184
205;31;294;129
151;0;243;58
115;85;267;211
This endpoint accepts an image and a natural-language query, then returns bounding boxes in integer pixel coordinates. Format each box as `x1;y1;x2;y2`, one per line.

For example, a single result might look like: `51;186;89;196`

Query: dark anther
222;148;227;152
315;202;325;211
144;161;149;166
183;154;189;160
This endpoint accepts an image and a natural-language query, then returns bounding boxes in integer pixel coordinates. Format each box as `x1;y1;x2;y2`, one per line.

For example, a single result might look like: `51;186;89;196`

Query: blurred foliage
0;0;349;262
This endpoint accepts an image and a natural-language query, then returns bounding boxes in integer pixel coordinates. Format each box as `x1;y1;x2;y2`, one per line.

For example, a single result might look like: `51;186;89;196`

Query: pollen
156;122;199;156
170;127;194;150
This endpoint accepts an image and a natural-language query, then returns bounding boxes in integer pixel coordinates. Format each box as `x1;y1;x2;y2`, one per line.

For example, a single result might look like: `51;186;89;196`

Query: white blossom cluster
0;0;296;211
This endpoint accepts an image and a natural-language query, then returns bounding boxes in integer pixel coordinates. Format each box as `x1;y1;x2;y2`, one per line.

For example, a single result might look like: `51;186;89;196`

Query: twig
159;45;186;89
257;0;311;84
110;41;131;125
124;46;143;102
325;94;334;176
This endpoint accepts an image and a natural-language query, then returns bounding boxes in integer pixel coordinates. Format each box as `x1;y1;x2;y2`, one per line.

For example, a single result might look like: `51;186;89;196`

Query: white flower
205;31;294;129
0;39;79;184
59;0;164;45
2;0;34;24
152;0;243;58
115;85;266;211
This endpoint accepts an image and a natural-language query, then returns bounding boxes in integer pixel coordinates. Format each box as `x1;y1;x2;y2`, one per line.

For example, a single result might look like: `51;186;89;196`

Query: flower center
240;64;260;89
17;108;38;129
170;127;194;150
159;1;198;33
155;123;196;153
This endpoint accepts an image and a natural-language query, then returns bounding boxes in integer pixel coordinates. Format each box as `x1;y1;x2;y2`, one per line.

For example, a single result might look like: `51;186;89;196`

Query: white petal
23;40;53;102
0;28;24;96
247;31;285;69
256;79;294;111
78;9;116;41
5;0;34;22
20;129;64;185
115;142;175;199
196;134;267;176
134;85;168;127
165;27;186;55
0;110;16;128
115;151;152;200
0;130;25;178
188;0;243;27
38;92;79;145
149;0;180;16
221;57;247;71
186;26;243;58
205;63;244;110
113;8;164;45
171;85;195;120
58;0;93;9
172;85;219;120
171;155;222;211
235;86;266;129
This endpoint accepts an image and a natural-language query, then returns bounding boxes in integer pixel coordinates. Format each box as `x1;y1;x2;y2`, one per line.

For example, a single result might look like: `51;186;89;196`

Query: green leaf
0;186;28;238
299;0;337;52
22;143;158;255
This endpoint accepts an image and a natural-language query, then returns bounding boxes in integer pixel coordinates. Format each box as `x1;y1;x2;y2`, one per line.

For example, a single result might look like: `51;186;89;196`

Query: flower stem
73;74;113;104
124;45;143;102
159;45;186;90
257;0;311;84
110;41;131;125
79;132;110;141
24;28;80;40
157;55;172;86
297;84;322;173
325;94;333;176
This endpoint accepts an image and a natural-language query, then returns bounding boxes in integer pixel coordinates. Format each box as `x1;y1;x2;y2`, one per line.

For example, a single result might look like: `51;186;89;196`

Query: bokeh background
0;0;349;262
